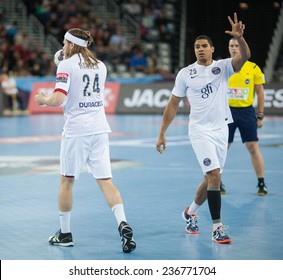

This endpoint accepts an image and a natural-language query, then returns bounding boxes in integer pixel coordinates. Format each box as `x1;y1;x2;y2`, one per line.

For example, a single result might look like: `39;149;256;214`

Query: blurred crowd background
0;0;282;116
0;0;178;78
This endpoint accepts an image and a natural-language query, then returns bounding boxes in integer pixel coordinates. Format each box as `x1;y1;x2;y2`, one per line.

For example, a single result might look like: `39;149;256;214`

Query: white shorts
60;133;112;179
189;126;228;175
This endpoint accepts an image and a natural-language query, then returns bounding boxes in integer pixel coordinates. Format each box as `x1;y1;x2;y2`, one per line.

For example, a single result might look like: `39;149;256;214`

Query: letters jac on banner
117;82;283;114
117;83;190;114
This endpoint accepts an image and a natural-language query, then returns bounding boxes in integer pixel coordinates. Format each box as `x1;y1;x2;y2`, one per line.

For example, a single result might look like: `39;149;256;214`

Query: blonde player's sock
59;211;71;233
111;203;127;226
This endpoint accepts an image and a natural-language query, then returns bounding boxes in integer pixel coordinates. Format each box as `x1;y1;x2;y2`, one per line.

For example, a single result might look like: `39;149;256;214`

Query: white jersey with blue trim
55;54;111;137
172;58;234;134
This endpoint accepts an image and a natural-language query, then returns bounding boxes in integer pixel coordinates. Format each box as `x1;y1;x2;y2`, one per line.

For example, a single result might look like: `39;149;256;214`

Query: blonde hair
66;28;98;67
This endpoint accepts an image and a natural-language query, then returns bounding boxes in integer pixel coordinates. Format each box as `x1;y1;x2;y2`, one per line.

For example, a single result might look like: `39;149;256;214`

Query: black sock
207;190;221;221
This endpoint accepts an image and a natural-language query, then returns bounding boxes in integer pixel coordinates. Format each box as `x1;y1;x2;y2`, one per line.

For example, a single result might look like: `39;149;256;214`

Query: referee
224;37;268;196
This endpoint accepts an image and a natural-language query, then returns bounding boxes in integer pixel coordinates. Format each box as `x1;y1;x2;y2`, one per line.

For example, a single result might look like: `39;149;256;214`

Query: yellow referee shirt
228;61;265;107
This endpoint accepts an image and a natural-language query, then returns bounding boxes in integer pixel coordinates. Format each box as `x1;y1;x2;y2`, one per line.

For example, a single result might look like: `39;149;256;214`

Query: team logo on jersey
212;67;221;75
245;79;250;84
56;73;68;83
203;158;211;166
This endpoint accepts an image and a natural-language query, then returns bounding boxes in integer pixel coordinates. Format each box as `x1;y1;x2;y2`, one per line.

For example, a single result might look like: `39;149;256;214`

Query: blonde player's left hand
34;90;46;106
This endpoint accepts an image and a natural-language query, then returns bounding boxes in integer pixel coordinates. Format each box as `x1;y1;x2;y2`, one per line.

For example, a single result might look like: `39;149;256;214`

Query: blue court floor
0;114;282;260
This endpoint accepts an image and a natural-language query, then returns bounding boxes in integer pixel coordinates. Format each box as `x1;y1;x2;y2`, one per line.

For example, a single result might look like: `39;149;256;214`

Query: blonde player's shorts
60;133;112;179
189;126;228;175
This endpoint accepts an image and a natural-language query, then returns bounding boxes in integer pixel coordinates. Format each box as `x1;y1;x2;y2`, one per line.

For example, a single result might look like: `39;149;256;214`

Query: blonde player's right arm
35;89;66;107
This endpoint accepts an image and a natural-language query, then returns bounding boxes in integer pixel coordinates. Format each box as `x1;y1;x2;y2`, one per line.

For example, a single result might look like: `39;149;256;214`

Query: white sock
111;203;127;226
213;222;222;231
187;201;200;215
59;211;71;233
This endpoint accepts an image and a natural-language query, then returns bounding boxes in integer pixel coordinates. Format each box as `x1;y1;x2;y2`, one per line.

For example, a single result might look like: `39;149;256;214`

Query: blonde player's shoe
212;226;232;244
48;229;74;247
182;208;199;234
118;221;136;253
257;184;268;196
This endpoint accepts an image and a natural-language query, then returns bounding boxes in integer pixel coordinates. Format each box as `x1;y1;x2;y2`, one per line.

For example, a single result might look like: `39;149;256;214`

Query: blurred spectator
5;20;19;44
93;40;109;62
0;72;24;115
105;18;118;37
154;10;167;30
13;59;30;77
39;52;52;76
146;52;160;74
45;12;61;36
107;44;122;71
159;23;174;42
0;50;8;73
129;47;147;75
120;45;133;70
122;0;142;19
102;29;112;47
34;1;51;24
141;7;155;39
109;26;127;51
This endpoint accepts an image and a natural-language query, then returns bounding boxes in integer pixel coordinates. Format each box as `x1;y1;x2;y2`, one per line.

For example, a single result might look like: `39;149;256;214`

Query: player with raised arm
156;13;250;243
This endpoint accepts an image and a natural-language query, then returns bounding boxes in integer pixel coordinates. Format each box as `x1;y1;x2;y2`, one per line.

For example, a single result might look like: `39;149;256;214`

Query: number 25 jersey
172;58;234;135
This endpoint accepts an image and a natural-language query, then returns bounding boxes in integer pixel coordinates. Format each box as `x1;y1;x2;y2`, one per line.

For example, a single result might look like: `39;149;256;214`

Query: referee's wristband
257;113;264;120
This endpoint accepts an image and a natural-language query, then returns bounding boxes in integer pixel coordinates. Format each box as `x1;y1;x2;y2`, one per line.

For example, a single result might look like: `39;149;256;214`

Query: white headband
64;32;88;47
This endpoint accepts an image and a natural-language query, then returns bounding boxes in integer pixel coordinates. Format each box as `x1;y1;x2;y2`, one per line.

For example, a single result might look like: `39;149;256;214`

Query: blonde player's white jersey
55;54;111;137
172;58;234;135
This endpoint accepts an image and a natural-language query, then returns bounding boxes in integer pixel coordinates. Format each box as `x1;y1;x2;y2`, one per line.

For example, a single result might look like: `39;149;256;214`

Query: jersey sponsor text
79;101;103;108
